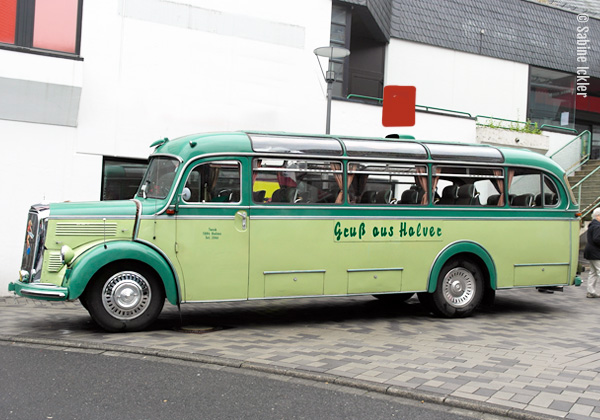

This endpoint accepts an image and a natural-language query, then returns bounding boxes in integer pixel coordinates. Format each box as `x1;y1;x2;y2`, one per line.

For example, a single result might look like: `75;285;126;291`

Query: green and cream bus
10;131;581;331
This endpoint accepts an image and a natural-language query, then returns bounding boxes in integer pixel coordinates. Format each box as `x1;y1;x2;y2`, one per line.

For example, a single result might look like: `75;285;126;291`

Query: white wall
76;0;332;158
385;39;530;123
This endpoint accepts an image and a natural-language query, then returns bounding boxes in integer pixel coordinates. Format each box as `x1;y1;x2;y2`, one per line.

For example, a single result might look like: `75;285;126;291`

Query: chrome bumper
9;280;68;300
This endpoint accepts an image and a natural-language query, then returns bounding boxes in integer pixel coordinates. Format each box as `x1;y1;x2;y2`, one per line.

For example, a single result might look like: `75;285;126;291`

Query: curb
0;334;561;420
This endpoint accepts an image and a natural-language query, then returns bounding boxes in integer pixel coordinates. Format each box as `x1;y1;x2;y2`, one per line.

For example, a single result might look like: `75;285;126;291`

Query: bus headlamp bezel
60;245;75;265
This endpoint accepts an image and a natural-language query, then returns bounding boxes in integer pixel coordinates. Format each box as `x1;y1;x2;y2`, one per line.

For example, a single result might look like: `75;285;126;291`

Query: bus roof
150;131;566;178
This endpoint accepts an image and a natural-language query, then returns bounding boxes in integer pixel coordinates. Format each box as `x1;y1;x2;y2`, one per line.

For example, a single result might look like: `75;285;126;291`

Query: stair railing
571;163;600;218
548;130;592;176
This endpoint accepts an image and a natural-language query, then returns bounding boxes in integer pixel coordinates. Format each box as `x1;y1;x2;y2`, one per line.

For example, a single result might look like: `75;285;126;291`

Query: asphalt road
0;343;502;420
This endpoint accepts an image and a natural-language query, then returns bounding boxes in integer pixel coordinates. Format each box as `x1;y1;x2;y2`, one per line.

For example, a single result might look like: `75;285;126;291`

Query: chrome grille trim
20;205;49;283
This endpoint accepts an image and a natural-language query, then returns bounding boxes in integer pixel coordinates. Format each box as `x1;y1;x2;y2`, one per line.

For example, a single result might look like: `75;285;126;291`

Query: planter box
476;126;549;154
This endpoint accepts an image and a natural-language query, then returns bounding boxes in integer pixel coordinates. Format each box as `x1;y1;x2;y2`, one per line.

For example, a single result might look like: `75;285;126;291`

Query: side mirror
181;187;191;202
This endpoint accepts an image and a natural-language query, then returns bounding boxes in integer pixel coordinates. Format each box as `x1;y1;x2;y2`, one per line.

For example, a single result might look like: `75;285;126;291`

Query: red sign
382;86;416;127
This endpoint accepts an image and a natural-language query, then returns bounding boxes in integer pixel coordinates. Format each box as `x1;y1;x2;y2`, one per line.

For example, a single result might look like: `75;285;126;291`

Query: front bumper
9;280;69;301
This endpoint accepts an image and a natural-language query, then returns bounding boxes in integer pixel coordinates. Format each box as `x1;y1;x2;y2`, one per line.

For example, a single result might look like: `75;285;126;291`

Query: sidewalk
1;275;600;420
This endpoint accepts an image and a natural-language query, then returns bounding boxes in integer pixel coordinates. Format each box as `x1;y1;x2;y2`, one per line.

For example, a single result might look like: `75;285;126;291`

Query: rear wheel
431;259;483;318
84;264;165;332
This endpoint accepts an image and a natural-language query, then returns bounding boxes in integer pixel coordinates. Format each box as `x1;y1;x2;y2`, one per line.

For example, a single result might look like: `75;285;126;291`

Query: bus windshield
137;156;180;199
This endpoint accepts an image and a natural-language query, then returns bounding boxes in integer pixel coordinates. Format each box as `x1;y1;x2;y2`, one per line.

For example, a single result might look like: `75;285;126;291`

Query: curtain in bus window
492;169;505;206
506;169;515;205
32;0;79;53
431;167;442;202
416;166;428;205
332;163;344;204
200;165;220;202
347;163;360;203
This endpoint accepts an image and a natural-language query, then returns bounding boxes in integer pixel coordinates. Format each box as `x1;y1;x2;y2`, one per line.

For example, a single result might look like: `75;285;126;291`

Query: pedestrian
584;207;600;298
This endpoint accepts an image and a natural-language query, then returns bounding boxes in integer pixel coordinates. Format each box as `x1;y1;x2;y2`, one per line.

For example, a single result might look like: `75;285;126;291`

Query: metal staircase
569;160;600;220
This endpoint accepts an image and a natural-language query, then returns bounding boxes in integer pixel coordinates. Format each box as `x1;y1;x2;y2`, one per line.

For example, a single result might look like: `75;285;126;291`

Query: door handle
237;211;247;231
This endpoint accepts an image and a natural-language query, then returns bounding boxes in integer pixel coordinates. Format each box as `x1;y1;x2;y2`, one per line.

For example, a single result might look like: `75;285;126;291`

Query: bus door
174;159;249;301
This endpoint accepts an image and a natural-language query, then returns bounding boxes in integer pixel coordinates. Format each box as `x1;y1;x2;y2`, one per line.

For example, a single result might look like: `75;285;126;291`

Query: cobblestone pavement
2;275;600;420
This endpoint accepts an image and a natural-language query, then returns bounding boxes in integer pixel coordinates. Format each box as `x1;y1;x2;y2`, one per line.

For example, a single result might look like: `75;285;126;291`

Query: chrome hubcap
102;271;151;320
442;267;475;308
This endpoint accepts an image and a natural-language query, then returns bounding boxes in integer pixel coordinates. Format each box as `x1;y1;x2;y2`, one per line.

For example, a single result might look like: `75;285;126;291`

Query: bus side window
183;161;241;203
349;162;428;205
434;166;503;206
253;158;342;204
509;169;553;208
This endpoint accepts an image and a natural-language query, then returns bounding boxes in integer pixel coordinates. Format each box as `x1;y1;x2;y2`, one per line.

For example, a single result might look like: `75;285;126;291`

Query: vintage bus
10;131;581;331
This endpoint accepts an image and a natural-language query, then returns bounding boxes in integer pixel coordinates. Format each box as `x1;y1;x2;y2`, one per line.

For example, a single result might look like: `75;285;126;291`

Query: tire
374;293;414;303
84;264;165;332
79;296;89;311
431;259;483;318
417;291;434;312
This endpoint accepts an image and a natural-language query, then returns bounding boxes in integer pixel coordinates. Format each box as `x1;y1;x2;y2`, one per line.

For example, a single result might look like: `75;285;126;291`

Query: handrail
345;94;473;118
549;130;592;176
548;130;591;160
346;94;383;104
539;124;578;134
415;105;472;118
569;144;599;217
582;197;600;220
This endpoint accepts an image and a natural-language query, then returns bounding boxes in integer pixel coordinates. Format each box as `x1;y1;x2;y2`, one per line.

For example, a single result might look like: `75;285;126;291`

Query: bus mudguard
427;241;497;293
64;240;179;305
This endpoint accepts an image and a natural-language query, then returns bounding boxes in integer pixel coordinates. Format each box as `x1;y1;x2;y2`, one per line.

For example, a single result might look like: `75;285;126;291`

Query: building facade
1;0;598;294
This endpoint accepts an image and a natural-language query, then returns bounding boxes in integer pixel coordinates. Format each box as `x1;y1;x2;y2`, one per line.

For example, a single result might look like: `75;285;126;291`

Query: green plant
478;118;542;135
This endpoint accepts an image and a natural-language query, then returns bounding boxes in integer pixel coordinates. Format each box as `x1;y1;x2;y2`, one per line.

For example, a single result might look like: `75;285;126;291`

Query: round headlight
60;245;75;265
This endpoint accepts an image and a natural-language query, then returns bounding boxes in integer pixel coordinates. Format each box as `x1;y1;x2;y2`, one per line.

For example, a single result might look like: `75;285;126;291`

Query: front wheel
84;264;165;332
431;259;483;318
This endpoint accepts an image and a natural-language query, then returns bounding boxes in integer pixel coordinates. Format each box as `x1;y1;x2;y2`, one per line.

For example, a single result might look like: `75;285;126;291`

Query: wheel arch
427;241;497;293
65;240;179;305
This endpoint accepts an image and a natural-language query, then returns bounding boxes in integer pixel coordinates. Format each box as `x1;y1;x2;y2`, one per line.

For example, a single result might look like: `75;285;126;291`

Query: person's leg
588;260;600;296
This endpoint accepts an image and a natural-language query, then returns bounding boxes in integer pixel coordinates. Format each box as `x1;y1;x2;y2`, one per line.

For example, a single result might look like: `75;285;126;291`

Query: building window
0;0;83;56
102;157;148;201
330;2;386;102
528;66;575;130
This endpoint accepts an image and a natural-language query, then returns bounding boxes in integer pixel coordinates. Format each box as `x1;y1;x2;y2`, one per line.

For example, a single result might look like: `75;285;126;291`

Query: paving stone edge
0;334;562;420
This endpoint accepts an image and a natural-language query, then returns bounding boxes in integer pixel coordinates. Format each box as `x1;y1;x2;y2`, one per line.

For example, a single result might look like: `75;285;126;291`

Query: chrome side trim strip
347;267;403;272
513;263;569;267
263;269;326;275
169;215;235;221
